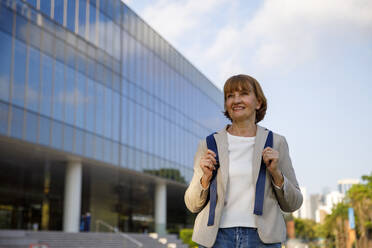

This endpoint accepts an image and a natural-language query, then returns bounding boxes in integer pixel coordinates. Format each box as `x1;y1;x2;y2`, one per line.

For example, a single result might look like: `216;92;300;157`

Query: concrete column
63;160;82;232
155;181;167;235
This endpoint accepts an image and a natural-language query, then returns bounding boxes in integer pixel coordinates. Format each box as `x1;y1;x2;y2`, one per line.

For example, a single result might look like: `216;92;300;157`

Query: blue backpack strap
254;130;273;215
206;132;219;226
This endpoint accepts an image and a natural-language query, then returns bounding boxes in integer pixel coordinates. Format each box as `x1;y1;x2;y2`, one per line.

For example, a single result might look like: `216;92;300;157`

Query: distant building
337;179;360;195
309;194;322;221
293;187;311;219
315;190;344;223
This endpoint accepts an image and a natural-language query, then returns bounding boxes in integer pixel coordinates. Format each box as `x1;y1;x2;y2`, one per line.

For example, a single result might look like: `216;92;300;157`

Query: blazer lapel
252;125;269;185
213;127;229;193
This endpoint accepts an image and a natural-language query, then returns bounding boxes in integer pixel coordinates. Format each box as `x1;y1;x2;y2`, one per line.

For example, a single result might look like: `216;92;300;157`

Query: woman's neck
228;121;257;137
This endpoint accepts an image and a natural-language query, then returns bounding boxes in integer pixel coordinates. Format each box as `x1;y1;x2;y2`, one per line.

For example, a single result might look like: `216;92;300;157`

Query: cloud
141;0;229;44
131;0;372;88
212;0;372;85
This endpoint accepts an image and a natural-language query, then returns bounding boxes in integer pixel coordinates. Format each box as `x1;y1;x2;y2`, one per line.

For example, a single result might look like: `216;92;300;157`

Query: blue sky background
123;0;372;194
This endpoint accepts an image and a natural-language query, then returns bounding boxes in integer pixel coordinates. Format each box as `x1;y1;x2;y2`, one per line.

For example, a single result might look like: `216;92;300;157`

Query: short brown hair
223;74;267;123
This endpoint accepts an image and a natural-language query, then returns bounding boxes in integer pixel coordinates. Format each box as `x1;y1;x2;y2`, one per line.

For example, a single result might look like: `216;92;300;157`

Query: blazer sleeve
184;140;210;213
272;135;303;212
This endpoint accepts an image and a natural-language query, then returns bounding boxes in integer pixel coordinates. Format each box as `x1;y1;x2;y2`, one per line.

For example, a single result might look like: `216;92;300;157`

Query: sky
122;0;372;195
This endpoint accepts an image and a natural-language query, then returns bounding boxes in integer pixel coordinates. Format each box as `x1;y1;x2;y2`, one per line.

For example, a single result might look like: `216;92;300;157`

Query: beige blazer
184;125;303;247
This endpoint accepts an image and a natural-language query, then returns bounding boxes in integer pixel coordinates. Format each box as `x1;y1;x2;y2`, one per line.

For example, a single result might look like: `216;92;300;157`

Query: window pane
25;110;38;143
39;116;50;145
75;128;84;155
51;121;63;149
29;23;41;49
64;65;75;125
76;72;85;129
121;96;127;144
63;124;73;152
54;0;64;25
26;0;37;8
40;1;51;17
66;1;76;32
112;92;119;141
95;135;103;161
120;145;127;167
112;142;119;165
104;87;111;138
78;0;87;38
95;83;104;136
85;131;94;158
15;14;28;43
12;39;26;108
0;31;12;102
88;3;96;44
40;54;53;116
53;60;64;121
98;12;105;51
26;47;40;112
0;102;8;135
103;138;111;163
41;30;55;57
0;5;13;35
86;79;95;132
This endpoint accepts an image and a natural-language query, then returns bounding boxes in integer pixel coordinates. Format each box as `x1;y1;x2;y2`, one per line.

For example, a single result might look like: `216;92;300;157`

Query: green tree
347;173;372;248
294;218;318;242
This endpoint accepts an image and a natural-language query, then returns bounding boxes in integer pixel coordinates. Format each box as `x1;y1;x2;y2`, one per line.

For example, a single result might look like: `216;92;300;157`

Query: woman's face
225;86;261;123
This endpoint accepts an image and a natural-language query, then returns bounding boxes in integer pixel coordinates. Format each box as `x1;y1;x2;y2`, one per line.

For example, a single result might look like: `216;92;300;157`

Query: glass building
0;0;225;234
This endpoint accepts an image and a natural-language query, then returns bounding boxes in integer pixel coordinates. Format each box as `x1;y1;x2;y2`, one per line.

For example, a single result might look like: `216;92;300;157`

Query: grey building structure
0;0;225;234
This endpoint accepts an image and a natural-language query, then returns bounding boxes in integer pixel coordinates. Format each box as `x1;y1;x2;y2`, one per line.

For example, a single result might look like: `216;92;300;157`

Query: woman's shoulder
258;125;287;145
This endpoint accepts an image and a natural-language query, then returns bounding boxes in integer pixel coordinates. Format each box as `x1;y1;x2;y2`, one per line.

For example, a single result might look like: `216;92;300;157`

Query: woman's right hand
199;149;217;188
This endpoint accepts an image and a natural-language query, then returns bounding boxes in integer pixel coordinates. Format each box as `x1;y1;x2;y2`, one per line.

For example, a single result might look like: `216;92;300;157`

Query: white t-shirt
219;132;257;228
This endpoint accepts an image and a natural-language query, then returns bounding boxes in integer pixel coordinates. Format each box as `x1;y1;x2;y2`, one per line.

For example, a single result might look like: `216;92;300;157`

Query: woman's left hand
262;147;284;187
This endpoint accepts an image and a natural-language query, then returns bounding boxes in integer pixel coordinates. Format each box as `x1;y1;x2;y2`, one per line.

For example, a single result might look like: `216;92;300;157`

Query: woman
184;74;303;248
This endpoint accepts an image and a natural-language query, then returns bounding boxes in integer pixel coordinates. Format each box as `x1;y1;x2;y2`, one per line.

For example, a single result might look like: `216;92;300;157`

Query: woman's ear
256;99;262;110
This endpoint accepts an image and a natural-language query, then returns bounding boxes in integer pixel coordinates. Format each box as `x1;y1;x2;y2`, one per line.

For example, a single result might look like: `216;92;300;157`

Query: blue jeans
199;227;281;248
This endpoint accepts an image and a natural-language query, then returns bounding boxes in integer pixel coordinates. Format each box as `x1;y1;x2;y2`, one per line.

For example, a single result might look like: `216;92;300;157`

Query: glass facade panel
86;78;95;132
0;102;8;135
0;5;13;35
78;0;87;38
66;1;76;32
54;0;64;25
26;46;40;112
53;60;64;121
95;82;104;136
75;128;84;155
15;14;28;43
25;110;38;143
0;31;11;102
95;135;103;161
112;141;119;165
40;1;51;17
51;120;63;149
76;72;86;129
26;0;37;8
103;138;111;163
85;132;95;158
10;106;23;139
104;87;111;138
40;54;53;116
29;23;41;49
12;39;27;108
88;3;96;44
39;116;50;145
63;124;73;153
64;65;75;125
